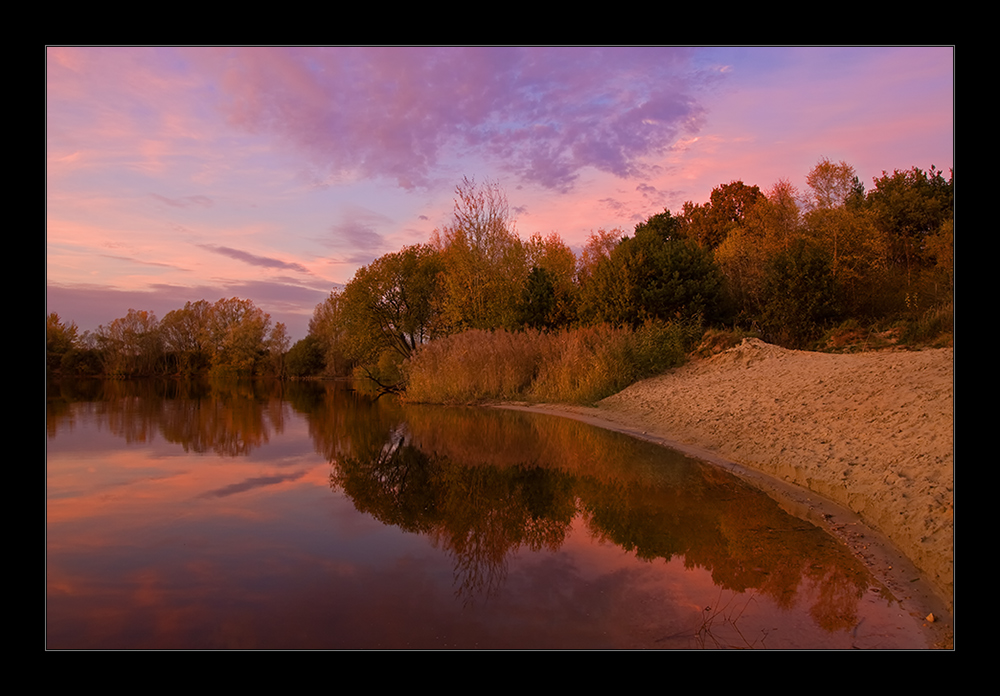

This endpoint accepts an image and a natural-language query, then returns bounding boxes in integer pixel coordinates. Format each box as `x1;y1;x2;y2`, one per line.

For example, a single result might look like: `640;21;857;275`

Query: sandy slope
533;338;953;611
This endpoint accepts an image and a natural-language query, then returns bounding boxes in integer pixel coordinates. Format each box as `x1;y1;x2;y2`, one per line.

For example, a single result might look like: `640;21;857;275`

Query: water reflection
47;378;927;649
327;403;880;632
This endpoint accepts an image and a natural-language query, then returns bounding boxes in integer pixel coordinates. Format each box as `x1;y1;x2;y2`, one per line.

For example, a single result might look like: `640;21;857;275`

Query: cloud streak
150;193;213;208
198;244;311;274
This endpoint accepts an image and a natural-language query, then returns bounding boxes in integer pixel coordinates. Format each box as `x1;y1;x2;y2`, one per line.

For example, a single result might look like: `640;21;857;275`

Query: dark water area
46;378;930;649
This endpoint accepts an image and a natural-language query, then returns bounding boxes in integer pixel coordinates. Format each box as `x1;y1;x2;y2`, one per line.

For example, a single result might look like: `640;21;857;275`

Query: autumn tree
160;300;212;374
308;291;353;377
523;232;578;327
805;157;865;211
433;177;528;331
797;160;889;316
337;244;445;385
47;313;79;373
576;229;623;287
715;180;804;321
204;298;273;376
95;309;163;376
265;322;290;378
676;181;764;249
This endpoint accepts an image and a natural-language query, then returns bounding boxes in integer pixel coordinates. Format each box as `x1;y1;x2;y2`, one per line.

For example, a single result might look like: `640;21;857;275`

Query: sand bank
505;338;954;614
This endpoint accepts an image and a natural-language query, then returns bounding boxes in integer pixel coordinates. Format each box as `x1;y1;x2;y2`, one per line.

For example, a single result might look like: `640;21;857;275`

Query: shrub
899;302;953;348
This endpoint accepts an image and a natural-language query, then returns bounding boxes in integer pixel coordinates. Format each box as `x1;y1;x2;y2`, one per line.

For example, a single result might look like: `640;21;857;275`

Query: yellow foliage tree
432;177;527;331
715;180;803;317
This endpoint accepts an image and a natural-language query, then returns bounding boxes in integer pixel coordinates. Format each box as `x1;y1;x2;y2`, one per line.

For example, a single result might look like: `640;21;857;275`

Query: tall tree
801;160;885;299
715;181;803;321
309;292;353;377
759;238;841;347
805;158;864;211
516;266;558;330
286;335;326;378
265;322;290;377
433;177;527;331
576;229;623;286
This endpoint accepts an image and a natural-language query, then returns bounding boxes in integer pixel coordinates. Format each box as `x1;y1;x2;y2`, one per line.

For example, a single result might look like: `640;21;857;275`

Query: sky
46;46;954;341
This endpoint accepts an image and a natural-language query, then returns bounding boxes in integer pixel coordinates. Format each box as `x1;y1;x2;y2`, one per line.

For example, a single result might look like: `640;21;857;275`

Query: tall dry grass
403;320;700;405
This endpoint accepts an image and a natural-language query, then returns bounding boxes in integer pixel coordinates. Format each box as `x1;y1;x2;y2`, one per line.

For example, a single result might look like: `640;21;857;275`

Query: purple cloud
150;193;214;208
199;244;311;274
201;47;708;192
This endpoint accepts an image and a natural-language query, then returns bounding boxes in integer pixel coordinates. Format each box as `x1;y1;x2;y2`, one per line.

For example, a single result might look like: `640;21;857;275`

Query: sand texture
587;338;953;607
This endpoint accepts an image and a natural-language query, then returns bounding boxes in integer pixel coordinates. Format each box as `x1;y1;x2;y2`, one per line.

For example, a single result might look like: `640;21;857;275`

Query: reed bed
404;320;699;405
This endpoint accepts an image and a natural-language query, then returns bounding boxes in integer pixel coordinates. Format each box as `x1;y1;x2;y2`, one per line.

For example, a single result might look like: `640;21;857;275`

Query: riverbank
501;338;954;616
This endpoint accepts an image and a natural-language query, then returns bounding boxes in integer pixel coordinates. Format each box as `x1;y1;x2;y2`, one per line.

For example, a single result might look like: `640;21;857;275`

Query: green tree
865;165;954;305
286;335;326;377
516;266;558;330
581;212;724;326
759;238;842;347
340;245;444;362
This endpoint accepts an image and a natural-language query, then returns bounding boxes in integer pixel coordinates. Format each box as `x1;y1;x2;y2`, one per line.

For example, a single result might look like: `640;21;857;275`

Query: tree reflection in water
47;378;918;649
323;396;887;630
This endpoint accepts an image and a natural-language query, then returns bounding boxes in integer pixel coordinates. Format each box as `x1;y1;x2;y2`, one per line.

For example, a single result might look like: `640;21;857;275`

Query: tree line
49;160;953;384
48;297;290;378
297;162;952;386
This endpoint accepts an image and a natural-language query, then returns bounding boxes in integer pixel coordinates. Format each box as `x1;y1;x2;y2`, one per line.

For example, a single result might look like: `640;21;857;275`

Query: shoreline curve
493;338;953;643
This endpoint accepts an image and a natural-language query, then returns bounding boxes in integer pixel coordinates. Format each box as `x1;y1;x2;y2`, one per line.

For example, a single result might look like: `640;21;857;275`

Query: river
46;377;932;649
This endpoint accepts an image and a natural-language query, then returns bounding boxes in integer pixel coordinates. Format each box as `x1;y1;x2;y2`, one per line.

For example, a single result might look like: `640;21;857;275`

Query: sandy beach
505;338;954;617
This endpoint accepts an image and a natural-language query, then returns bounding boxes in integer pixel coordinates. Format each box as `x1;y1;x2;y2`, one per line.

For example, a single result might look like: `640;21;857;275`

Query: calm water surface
47;378;930;649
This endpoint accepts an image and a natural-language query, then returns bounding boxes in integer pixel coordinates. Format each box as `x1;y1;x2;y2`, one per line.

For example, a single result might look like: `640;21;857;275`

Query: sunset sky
46;46;954;340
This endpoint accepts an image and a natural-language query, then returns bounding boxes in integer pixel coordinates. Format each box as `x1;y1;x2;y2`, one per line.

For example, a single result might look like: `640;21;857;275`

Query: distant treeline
47;297;290;379
49;160;953;396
